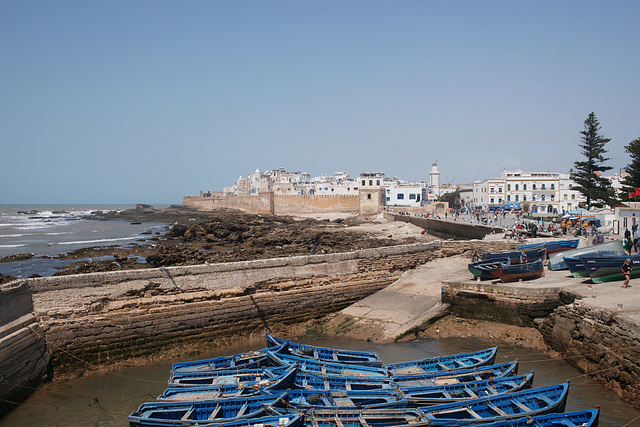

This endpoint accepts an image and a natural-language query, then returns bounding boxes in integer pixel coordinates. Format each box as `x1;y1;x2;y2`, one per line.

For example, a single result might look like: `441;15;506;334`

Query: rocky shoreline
0;205;433;283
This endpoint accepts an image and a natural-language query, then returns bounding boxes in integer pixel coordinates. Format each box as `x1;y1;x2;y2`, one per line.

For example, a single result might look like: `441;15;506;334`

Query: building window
564;194;567;200
571;194;576;200
376;180;380;186
551;184;555;190
397;194;404;200
542;184;546;190
367;194;372;200
515;195;519;201
507;195;511;201
533;184;537;190
542;195;546;201
409;194;416;200
369;180;373;186
507;184;511;191
361;180;365;186
498;188;503;193
523;184;527;190
490;198;495;204
523;195;527;201
386;197;390;202
551;194;555;201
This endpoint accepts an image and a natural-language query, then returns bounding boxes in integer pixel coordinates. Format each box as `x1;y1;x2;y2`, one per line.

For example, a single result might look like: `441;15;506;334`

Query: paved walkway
339;252;640;341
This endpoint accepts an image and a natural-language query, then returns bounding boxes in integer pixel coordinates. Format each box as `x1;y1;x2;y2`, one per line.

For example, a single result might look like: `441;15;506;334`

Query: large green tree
570;112;615;209
620;137;640;201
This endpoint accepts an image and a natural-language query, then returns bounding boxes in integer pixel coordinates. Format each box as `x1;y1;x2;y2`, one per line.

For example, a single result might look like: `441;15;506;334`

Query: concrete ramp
335;256;469;342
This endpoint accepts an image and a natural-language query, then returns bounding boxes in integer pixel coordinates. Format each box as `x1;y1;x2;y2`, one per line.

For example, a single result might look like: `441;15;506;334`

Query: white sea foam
0;244;25;248
0;234;26;238
58;237;136;245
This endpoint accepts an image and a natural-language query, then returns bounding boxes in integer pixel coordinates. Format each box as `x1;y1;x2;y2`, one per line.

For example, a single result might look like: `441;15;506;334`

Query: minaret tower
429;162;440;197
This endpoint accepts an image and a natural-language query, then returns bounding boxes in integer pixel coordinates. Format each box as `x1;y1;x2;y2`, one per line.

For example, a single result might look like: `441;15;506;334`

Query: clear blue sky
2;1;639;204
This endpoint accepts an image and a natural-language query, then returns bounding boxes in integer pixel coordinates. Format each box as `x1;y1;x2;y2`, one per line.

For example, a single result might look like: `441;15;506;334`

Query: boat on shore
490;259;545;283
518;239;579;255
563;256;590;278
170;342;287;374
582;254;640;283
391;361;520;388
548;240;624;270
481;246;546;265
468;257;510;280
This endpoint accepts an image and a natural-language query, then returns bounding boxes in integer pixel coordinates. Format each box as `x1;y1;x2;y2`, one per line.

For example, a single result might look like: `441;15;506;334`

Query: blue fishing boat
462;408;599;427
548;240;624;270
170;342;287;374
392;361;520;388
169;366;292;386
294;371;396;391
400;371;534;405
283;388;407;409
386;347;498;375
518;239;579;255
582;254;640;283
491;259;545;283
299;408;428;427
159;366;297;400
563;256;589;278
468;257;510;280
266;333;383;366
128;393;288;427
267;351;389;377
416;382;569;426
481;246;546;264
205;415;304;427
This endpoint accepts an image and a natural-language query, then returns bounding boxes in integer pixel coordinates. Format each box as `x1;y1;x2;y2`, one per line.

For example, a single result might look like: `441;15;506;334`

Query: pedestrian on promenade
622;258;632;288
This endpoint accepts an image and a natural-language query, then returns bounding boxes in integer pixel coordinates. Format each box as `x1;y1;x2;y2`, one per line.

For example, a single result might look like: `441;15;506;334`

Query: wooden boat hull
128;393;287;426
392;361;520;388
468;258;510;280
417;382;569;426
170;342;287;374
563;256;589;278
548;240;624;270
457;408;599;427
491;259;544;283
266;333;383;366
283;388;407;410
160;366;297;400
294;371;395;391
582;254;640;283
518;240;579;255
267;351;389;377
386;347;498;375
482;246;546;265
400;371;534;406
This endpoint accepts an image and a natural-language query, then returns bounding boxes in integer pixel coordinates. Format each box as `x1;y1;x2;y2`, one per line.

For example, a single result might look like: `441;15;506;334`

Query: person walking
622;258;632;288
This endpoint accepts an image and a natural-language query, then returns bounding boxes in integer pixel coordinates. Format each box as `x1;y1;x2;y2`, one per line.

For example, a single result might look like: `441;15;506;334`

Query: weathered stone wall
0;283;50;417
183;193;274;214
441;281;578;326
538;303;640;409
274;195;359;214
26;242;449;373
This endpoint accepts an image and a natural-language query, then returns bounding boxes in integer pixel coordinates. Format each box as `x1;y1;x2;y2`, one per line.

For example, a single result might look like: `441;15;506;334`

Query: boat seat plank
235;402;248;417
207;406;221;420
487;403;508;416
357;416;370;427
181;408;194;421
511;399;532;413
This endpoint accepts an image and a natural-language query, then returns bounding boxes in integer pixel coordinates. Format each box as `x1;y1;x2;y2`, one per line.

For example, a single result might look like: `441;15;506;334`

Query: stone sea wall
539;303;640;408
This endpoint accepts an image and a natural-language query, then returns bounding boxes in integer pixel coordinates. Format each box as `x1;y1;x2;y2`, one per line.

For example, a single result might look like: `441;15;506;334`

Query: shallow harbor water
1;336;638;426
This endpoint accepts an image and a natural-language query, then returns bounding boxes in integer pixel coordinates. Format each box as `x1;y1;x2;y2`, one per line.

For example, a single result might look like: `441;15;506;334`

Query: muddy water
1;337;638;426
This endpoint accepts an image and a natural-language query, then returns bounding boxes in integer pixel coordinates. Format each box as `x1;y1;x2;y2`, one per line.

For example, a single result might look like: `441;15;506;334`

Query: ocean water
0;204;170;278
